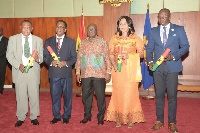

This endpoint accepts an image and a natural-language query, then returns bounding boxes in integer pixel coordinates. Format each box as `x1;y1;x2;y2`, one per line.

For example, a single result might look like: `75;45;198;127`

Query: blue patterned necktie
24;37;30;58
163;26;167;45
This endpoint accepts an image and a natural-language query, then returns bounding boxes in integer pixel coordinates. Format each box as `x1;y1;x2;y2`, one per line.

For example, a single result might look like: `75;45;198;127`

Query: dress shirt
160;23;170;44
75;36;111;79
56;34;64;48
50;35;68;67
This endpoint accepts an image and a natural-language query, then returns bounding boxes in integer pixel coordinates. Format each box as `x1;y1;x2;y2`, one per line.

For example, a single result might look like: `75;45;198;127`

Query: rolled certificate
46;46;60;62
25;50;38;73
117;46;122;72
151;48;171;71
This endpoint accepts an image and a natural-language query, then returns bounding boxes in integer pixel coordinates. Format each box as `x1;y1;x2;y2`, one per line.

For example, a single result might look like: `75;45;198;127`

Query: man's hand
19;64;25;73
164;54;174;61
148;62;154;70
76;74;81;84
57;61;67;68
34;55;39;63
51;60;59;67
105;73;111;83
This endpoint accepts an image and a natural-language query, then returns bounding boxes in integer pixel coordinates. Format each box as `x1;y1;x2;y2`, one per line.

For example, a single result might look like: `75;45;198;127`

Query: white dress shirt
160;23;170;44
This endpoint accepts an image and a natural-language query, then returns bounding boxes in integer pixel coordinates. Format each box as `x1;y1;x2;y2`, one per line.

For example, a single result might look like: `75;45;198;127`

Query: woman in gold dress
105;16;146;128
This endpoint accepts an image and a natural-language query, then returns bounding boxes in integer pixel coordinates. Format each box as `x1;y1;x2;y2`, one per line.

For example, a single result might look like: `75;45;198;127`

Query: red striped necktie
57;38;61;53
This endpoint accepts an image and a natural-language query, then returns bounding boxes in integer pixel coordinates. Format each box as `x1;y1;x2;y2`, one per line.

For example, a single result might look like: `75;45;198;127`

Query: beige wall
0;0;103;18
131;0;200;14
1;0;200;18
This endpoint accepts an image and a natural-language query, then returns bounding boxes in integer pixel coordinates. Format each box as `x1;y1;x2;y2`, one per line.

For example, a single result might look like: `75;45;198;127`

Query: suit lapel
17;34;23;56
156;26;164;49
62;36;67;46
165;23;174;47
59;36;68;53
52;37;58;54
32;35;37;52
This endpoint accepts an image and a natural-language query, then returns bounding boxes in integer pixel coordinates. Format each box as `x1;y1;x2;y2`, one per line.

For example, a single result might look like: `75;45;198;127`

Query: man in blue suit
43;20;77;125
146;8;189;133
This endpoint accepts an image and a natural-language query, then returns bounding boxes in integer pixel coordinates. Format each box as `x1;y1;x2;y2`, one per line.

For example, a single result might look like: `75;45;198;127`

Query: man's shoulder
45;36;55;41
64;36;75;42
170;23;184;30
3;36;9;40
32;35;42;41
9;34;21;40
10;33;20;38
151;26;159;30
97;36;105;41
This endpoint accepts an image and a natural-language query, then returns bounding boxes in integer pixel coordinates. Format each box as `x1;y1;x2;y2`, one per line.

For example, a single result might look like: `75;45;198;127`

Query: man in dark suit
6;20;43;127
146;8;189;133
43;20;77;125
0;27;8;94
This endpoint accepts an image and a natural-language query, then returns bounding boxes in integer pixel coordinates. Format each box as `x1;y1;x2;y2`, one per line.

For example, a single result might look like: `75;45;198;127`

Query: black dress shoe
80;117;91;124
31;119;39;125
50;118;61;124
98;119;104;125
15;120;24;127
0;90;3;94
63;118;69;124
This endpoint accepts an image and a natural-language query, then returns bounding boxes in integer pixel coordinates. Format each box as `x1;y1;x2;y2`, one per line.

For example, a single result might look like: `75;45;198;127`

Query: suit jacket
0;36;8;71
43;36;77;78
6;34;43;84
146;23;190;72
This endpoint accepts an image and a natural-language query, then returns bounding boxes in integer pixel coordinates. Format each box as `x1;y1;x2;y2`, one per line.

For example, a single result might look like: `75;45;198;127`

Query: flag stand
142;88;154;100
76;92;82;97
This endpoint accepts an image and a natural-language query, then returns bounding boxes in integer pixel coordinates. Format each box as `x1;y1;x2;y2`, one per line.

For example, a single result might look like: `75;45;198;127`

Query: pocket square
173;34;176;36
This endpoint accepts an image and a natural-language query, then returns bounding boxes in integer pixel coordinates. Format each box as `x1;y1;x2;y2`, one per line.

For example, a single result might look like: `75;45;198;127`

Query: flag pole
142;86;155;100
142;3;154;100
76;5;85;97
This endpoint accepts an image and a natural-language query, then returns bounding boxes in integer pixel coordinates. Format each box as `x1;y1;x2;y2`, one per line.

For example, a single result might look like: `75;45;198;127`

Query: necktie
24;37;30;58
57;38;61;53
163;26;167;46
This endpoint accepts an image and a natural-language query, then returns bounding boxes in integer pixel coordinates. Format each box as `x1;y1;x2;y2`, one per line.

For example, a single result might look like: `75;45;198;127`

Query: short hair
87;23;97;31
159;8;171;16
21;20;32;26
56;20;67;28
116;16;135;36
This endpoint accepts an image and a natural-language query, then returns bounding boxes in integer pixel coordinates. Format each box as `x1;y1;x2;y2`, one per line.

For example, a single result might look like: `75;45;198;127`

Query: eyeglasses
87;28;96;32
157;15;168;19
21;26;32;30
56;26;65;29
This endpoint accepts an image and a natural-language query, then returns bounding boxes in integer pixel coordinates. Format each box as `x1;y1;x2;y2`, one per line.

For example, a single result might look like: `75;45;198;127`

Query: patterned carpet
0;90;200;133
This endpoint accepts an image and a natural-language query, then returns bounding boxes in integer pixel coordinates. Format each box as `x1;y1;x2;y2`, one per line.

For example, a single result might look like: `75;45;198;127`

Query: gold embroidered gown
105;33;146;124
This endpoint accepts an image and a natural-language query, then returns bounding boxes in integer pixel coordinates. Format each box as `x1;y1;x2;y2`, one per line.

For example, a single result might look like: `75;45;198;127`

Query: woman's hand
121;54;129;64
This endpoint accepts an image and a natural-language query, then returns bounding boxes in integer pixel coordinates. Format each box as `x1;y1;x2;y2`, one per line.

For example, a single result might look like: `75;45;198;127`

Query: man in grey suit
0;27;8;94
43;20;77;125
6;20;43;127
146;8;189;133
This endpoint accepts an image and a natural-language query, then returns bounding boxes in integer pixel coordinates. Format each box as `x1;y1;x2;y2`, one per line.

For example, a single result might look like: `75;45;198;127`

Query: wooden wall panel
0;17;103;89
131;11;200;77
1;6;200;90
103;2;130;42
